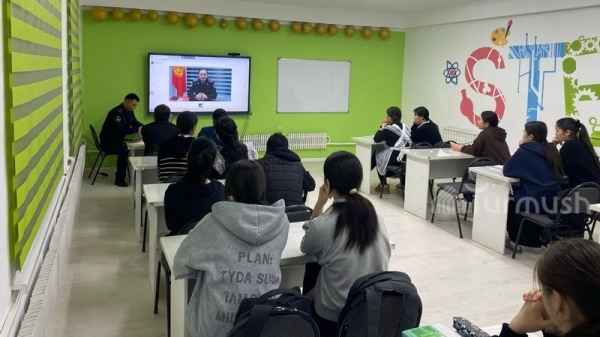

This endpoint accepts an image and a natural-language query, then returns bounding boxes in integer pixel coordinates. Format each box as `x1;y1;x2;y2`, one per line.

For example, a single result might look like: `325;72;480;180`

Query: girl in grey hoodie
174;160;290;337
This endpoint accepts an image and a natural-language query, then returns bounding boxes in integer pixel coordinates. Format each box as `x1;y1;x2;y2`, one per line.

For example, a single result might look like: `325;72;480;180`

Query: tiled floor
51;161;546;336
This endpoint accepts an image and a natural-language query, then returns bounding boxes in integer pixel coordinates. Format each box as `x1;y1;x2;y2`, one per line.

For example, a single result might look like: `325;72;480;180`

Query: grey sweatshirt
301;202;391;322
173;199;289;337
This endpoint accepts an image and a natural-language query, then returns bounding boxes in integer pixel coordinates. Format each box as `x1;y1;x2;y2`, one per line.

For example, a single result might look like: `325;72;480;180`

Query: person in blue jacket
197;108;226;146
503;121;564;248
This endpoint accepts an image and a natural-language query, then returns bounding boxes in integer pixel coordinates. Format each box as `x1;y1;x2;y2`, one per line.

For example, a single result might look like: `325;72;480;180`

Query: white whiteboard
277;59;350;113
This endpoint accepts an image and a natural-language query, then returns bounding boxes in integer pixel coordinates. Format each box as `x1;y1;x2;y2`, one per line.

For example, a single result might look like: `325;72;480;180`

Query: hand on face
509;289;559;335
317;181;331;204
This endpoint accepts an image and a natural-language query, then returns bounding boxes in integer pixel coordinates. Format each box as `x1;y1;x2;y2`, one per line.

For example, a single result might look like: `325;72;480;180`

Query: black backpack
228;287;318;337
337;271;422;337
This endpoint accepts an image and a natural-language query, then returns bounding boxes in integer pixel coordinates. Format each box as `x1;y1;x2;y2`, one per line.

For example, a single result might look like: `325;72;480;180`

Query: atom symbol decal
444;60;461;85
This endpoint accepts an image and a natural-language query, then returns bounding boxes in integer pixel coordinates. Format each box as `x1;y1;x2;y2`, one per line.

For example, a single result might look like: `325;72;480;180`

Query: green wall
81;12;405;161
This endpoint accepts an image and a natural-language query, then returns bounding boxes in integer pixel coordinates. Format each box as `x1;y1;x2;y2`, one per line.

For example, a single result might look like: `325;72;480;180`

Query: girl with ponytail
503;121;563;248
554;117;600;188
212;117;257;179
301;151;391;335
164;136;225;236
496;239;600;337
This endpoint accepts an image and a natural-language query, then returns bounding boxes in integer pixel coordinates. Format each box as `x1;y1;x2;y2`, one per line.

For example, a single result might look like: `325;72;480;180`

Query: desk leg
404;159;430;220
171;277;188;337
134;169;142;242
472;175;509;254
355;143;373;194
149;205;158;295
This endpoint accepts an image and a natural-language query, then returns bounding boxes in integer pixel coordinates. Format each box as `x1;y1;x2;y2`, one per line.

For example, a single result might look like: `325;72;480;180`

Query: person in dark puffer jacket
258;133;316;205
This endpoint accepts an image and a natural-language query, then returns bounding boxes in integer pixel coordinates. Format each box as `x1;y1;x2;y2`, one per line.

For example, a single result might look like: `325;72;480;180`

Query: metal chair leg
154;260;161;314
91;154;106;185
428;180;434;200
453;197;463;239
431;189;441;223
512;219;526;259
142;210;148;253
166;267;172;337
88;153;101;178
464;201;470;221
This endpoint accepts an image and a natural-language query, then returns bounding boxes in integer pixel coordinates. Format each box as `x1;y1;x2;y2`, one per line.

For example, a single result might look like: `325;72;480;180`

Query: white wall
402;6;600;153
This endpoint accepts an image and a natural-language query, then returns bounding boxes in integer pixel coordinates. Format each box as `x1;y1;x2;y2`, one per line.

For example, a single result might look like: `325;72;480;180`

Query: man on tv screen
187;69;217;101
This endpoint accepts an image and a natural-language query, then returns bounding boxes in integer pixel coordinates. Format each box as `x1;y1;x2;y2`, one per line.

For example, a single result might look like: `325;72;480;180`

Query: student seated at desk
164;137;224;236
173;160;289;337
197;108;226;146
493;239;600;337
553;117;600;188
410;106;442;146
211;117;257;179
157;111;198;182
503;121;563;248
370;106;412;194
302;151;391;336
451;110;511;165
258;132;316;205
141;104;178;156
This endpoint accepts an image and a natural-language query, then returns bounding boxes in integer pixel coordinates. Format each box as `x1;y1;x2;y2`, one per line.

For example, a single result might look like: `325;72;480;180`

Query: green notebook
403;324;460;337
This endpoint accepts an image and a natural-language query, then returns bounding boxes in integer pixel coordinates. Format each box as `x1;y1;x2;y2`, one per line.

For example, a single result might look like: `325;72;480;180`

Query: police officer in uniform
187;69;217;101
99;93;144;187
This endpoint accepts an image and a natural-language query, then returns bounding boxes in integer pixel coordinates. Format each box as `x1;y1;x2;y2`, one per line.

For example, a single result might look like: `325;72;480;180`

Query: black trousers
370;150;401;185
100;142;128;181
303;262;338;337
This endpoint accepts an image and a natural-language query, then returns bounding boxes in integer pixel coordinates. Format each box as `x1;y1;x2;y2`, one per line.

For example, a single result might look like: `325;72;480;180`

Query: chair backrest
459;157;496;190
434;140;455;148
163;172;186;183
337;271;422;337
89;125;102;151
285;205;313;223
177;213;207;235
411;142;432;149
227;306;319;337
550;182;600;238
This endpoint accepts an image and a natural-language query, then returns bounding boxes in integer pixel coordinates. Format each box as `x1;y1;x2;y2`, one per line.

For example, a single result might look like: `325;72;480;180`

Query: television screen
148;53;251;115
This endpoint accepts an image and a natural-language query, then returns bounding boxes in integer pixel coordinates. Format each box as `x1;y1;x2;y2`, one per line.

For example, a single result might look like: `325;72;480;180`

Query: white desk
161;222;317;337
129;156;159;242
352;136;385;194
127;140;145;157
470;166;520;254
144;183;171;295
404;148;475;220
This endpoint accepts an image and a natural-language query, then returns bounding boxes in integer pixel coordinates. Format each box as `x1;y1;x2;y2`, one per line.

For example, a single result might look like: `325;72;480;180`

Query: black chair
285;205;313;223
512;182;600;259
434;140;455;148
431;157;496;238
382;142;433;199
585;211;599;240
153;214;206;337
88;124;130;185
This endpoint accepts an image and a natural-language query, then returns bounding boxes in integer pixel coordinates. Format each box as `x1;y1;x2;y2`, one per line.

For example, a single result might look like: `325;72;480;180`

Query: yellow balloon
236;17;248;30
345;25;356;37
111;8;124;21
166;12;179;24
379;27;391;40
147;10;159;21
91;7;107;22
327;24;338;36
269;20;280;32
315;23;326;35
203;15;215;27
291;22;302;33
184;13;198;28
129;9;142;22
361;26;373;39
302;22;312;34
220;18;228;28
252;19;264;31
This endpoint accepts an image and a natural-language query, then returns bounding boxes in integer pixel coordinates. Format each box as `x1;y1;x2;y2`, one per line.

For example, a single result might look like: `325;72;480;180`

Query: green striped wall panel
7;0;64;266
68;0;82;156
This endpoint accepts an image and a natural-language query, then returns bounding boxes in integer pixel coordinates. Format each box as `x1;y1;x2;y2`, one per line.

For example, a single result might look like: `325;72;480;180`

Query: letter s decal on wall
460;47;507;126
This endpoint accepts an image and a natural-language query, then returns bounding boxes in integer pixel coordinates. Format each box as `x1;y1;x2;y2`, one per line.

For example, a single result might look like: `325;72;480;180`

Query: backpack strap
365;287;383;337
245;304;272;336
256;287;300;303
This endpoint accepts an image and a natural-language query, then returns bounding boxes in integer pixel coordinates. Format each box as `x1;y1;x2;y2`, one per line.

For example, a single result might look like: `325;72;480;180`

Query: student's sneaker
115;180;128;187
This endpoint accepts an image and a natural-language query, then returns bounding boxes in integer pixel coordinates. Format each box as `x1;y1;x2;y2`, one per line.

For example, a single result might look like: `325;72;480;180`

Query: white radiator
11;146;84;337
242;133;328;151
442;127;479;145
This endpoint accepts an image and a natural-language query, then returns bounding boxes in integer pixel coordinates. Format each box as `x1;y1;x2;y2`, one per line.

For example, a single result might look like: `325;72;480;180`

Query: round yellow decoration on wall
361;26;373;39
236;18;248;30
315;23;326;35
111;8;124;21
345;25;356;37
327;24;338;36
269;20;280;32
147;10;159;21
91;7;108;22
302;23;312;34
379;27;391;40
129;9;142;22
184;14;199;28
166;12;180;24
252;19;264;31
291;22;302;33
203;15;216;27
